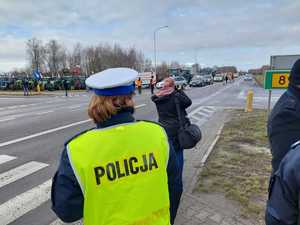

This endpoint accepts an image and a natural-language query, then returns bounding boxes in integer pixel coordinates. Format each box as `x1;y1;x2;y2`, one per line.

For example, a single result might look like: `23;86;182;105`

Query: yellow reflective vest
67;121;171;225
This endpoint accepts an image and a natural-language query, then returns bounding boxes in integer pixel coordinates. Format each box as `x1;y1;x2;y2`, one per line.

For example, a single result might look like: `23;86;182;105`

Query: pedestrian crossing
0;154;81;225
189;106;217;127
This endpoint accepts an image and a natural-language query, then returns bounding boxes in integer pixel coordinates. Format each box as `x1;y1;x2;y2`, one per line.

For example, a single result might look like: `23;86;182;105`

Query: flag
33;69;42;80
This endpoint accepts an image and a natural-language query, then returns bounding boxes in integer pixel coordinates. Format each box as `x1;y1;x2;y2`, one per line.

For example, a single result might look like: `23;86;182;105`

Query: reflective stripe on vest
67;121;171;225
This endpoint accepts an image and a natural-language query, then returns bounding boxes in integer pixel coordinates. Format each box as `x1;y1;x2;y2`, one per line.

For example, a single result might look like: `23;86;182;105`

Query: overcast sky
0;0;300;72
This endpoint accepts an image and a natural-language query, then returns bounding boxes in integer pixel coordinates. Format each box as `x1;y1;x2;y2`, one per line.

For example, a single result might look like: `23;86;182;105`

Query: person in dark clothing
150;76;155;94
151;77;192;186
23;78;29;96
265;142;300;225
63;79;68;97
267;58;300;173
225;75;228;84
266;59;300;225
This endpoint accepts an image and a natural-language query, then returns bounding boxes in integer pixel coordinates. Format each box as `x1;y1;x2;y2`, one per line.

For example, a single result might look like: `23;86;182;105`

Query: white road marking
189;106;205;116
0;103;39;111
0;161;48;188
70;108;83;112
68;105;81;109
200;108;215;113
0;119;92;148
0;104;145;147
135;104;146;109
195;111;210;118
36;110;54;115
204;106;217;111
49;219;83;225
0;180;51;225
7;106;18;109
0;155;16;165
0;117;16;123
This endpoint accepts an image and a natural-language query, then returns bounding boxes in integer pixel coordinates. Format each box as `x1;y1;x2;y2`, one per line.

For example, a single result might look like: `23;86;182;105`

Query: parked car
174;76;187;88
203;74;213;85
244;74;253;81
213;74;224;82
156;80;164;89
190;76;205;87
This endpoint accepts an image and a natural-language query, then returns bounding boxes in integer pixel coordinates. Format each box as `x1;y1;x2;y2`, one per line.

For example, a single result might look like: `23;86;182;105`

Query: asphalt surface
0;78;284;225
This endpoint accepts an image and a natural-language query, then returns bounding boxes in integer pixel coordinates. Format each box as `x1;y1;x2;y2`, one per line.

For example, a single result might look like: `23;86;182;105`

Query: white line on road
0;179;51;225
0;104;146;148
68;105;82;109
0;155;16;165
7;106;18;109
200;108;215;114
0;117;16;123
36;110;54;115
0;161;48;188
135;104;146;109
195;111;210;118
0;119;92;148
70;108;83;112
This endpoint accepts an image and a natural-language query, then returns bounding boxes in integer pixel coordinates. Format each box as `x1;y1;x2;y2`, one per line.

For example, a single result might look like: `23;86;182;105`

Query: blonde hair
88;94;134;124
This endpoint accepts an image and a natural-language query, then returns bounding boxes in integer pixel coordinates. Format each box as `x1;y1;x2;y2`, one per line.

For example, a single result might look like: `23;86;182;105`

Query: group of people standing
135;76;156;95
51;68;192;225
224;73;235;84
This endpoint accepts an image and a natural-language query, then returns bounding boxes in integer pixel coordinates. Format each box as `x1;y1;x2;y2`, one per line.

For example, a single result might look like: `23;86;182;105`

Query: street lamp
154;25;168;80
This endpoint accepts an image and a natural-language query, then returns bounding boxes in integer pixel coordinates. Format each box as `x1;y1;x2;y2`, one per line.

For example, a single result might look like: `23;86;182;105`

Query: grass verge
196;109;271;221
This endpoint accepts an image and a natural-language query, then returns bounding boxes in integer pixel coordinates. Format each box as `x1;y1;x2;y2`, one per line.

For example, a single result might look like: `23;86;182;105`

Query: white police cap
85;68;138;96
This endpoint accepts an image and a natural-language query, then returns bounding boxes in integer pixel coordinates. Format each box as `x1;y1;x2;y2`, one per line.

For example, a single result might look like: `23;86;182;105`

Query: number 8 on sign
272;73;289;88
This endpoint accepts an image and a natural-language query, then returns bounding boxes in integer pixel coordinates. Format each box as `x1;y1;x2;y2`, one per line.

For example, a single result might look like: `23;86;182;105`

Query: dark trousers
175;149;184;186
150;85;154;94
138;86;142;94
23;86;29;96
65;88;68;97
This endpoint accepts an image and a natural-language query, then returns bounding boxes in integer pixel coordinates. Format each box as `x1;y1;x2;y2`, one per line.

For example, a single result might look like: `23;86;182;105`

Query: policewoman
51;68;182;225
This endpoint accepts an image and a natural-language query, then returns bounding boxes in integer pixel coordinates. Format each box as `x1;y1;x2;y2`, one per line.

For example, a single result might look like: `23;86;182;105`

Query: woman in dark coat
151;77;192;183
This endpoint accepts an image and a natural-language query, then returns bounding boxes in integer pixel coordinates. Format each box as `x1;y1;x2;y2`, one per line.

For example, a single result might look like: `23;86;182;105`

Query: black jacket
268;85;300;173
151;90;192;150
266;142;300;225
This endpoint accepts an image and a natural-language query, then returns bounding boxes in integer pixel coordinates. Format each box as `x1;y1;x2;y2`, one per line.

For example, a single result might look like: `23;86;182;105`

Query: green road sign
264;70;290;90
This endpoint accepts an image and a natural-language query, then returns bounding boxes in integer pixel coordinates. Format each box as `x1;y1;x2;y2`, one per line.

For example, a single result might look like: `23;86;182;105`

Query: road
0;78;283;225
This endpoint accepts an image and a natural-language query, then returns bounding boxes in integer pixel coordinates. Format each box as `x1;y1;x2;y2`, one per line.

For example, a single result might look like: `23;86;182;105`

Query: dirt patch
196;109;271;224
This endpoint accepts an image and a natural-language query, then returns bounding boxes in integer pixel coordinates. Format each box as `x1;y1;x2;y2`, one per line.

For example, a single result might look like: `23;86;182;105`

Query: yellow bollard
245;90;253;112
37;84;40;94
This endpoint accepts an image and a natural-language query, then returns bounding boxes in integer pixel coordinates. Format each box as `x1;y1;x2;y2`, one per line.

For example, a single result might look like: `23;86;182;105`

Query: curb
187;123;225;194
200;124;224;167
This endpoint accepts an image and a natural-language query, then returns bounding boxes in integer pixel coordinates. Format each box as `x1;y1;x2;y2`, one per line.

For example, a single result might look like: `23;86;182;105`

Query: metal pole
153;26;168;81
267;90;272;115
154;31;157;80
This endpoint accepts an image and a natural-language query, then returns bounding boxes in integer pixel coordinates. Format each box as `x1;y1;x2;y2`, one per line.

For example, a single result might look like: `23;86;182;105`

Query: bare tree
26;38;45;71
143;59;153;72
170;61;181;69
46;39;64;77
156;62;169;80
